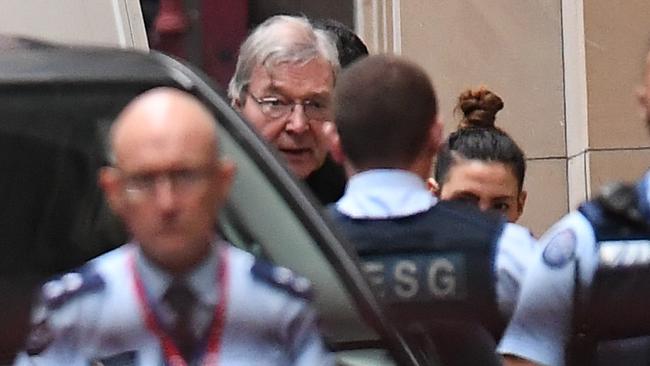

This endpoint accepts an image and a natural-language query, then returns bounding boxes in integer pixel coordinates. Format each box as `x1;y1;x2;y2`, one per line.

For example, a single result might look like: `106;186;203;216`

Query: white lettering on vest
428;258;456;298
394;260;418;299
363;261;385;297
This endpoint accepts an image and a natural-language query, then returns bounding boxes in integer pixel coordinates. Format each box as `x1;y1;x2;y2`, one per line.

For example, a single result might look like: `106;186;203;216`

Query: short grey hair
228;15;340;101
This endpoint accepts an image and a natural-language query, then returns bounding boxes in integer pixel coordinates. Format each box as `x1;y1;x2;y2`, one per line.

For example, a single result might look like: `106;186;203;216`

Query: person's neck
344;158;432;181
145;243;212;277
409;156;434;181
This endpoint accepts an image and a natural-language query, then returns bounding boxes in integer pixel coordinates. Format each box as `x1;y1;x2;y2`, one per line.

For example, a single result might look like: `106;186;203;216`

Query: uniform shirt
497;211;597;366
135;242;220;341
15;240;333;366
336;169;536;318
498;171;650;366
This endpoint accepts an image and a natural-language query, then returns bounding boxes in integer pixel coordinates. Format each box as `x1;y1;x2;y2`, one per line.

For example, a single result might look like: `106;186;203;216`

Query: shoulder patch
41;269;105;309
251;260;313;300
542;229;577;268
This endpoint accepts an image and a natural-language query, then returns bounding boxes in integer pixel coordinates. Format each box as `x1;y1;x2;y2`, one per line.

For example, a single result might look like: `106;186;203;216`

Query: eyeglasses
119;167;215;199
247;92;332;121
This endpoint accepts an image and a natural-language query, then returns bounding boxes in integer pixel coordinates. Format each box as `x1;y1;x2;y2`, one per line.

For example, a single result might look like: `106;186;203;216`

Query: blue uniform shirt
15;240;334;365
336;169;536;318
498;171;650;366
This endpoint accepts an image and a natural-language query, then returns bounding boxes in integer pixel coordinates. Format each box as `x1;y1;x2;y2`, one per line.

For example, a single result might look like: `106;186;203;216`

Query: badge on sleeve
90;351;137;366
542;229;577;268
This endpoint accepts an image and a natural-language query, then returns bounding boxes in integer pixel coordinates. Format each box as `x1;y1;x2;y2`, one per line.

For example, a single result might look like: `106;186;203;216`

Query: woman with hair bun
432;87;528;223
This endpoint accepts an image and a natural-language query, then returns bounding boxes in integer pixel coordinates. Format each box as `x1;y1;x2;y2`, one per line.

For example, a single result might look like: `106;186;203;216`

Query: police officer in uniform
15;88;333;366
498;49;650;366
325;55;535;365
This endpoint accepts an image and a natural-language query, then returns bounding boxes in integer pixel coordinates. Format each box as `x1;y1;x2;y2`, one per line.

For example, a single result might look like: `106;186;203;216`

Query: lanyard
130;246;229;366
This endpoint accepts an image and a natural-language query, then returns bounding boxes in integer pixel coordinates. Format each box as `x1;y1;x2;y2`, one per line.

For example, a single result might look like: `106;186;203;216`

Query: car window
0;84;148;275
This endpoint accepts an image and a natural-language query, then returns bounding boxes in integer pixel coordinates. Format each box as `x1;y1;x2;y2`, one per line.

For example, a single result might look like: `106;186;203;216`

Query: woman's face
437;159;526;222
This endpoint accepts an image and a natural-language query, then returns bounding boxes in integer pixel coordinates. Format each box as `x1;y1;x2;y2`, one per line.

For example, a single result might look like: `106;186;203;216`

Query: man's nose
153;176;177;210
284;105;310;134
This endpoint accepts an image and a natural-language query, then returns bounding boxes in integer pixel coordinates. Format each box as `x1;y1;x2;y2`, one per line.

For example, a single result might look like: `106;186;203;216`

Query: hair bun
456;86;504;129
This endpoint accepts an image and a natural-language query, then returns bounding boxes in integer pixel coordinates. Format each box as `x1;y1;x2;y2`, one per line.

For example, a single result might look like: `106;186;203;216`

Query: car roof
0;42;170;84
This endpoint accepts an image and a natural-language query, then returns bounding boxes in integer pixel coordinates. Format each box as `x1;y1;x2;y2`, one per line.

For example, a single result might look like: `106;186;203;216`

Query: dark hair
334;55;437;170
312;18;369;68
456;87;504;128
435;87;526;191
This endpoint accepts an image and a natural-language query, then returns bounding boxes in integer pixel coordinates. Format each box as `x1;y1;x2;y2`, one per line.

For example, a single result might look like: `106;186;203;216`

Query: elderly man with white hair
229;15;346;204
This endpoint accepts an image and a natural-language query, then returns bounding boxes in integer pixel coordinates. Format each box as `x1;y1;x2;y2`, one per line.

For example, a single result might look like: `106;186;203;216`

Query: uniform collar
336;169;437;219
134;239;221;308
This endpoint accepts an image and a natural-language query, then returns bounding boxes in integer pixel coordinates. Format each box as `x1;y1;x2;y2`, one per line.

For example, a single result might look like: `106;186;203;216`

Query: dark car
0;38;435;365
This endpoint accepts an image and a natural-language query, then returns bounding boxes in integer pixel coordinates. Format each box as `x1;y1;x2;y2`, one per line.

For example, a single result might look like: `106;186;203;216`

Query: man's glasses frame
247;92;331;121
117;166;216;199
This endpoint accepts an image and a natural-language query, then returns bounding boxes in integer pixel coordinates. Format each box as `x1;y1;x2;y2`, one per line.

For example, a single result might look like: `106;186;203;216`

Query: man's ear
215;158;237;203
98;166;125;215
430;116;444;154
427;177;440;196
232;97;243;111
322;121;346;164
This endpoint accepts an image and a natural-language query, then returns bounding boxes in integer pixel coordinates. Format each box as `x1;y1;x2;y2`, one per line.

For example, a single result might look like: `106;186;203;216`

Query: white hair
228;15;340;101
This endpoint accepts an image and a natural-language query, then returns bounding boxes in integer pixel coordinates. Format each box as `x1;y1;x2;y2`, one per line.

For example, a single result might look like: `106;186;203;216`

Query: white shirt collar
336;169;437;218
135;240;221;308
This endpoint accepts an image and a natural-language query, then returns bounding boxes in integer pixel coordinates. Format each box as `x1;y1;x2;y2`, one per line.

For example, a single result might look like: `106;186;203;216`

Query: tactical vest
570;180;650;365
327;200;506;364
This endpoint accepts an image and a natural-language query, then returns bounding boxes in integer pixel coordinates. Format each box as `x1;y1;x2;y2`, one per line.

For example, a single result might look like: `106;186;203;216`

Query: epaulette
40;269;105;310
598;182;646;226
251;260;313;300
25;269;105;356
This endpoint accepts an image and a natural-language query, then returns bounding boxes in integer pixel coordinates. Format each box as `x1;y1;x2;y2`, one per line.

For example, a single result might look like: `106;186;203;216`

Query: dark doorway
144;0;354;89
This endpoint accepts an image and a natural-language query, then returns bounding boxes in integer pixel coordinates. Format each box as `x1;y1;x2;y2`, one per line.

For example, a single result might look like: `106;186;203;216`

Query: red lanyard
130;246;229;366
